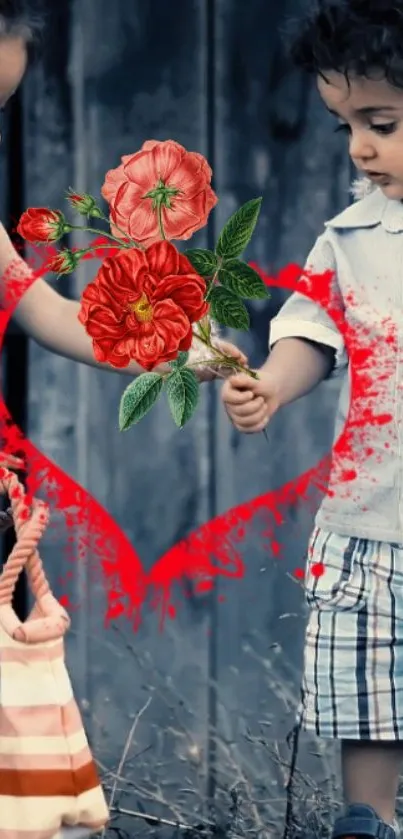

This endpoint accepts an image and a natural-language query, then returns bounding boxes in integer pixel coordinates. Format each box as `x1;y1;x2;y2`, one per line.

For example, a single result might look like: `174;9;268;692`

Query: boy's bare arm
221;337;335;433
260;337;335;407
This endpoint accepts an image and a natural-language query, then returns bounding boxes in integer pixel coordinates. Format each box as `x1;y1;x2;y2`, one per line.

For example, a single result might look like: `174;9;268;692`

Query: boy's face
317;71;403;201
0;36;27;140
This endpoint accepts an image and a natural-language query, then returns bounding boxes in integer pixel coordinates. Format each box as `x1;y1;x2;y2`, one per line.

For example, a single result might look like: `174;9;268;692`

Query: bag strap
0;453;70;643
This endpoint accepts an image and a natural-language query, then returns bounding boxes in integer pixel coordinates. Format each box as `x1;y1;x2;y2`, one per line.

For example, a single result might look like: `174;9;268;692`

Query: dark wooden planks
23;0;213;824
2;90;30;618
210;0;349;827
15;0;352;828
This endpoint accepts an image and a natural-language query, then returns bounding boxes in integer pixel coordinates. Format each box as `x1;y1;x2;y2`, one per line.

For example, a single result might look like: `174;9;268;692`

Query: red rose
17;208;67;243
101;140;217;247
78;241;209;370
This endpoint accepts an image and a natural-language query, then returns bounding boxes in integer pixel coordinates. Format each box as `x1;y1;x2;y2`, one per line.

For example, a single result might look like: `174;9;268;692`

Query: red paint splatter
194;580;214;594
0;246;394;629
339;469;357;482
58;594;70;608
311;563;325;578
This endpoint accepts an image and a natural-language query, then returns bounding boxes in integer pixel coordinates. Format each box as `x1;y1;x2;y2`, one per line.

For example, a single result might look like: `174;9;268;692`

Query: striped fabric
300;527;403;740
0;456;109;838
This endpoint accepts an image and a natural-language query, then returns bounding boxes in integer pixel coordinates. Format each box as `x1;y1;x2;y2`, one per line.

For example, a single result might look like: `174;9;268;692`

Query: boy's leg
302;532;403;837
341;740;403;825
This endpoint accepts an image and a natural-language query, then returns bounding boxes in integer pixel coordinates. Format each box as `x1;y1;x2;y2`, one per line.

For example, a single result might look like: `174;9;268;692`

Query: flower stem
68;223;145;251
74;244;127;258
157;204;166;240
91;212;146;251
68;224;132;248
188;359;257;377
204;266;220;303
191;332;258;379
160;358;256;381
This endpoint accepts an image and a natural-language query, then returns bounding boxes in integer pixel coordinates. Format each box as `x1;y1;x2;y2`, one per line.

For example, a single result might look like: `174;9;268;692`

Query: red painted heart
0;246;394;629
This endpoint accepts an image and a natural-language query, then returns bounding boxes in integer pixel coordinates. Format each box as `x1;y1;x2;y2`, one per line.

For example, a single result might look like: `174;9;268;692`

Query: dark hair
0;0;44;62
287;0;403;89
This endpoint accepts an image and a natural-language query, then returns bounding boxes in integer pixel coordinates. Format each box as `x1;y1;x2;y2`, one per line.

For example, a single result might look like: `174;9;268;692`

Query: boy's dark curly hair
288;0;403;89
0;0;44;61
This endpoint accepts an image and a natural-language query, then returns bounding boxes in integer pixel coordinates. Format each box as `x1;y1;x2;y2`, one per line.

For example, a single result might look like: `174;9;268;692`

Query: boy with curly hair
223;1;403;836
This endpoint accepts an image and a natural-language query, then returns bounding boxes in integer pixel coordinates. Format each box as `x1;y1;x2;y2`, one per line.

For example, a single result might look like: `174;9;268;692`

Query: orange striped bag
0;455;109;839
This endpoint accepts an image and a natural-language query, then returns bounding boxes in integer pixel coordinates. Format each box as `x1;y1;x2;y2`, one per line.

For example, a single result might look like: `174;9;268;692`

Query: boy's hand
197;340;248;382
221;370;281;433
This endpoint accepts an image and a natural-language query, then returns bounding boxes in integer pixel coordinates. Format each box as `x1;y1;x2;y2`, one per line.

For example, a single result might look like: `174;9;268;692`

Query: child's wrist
255;363;285;410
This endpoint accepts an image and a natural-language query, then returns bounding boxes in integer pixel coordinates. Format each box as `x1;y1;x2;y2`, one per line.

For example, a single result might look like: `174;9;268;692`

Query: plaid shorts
299;527;403;740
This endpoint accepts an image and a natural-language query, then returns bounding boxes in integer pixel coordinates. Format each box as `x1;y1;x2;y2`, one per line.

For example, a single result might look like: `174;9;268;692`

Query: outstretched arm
0;223;246;378
0;223;171;375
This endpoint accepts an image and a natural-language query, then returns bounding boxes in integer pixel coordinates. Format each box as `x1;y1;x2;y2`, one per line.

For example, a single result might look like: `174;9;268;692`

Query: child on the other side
223;1;403;837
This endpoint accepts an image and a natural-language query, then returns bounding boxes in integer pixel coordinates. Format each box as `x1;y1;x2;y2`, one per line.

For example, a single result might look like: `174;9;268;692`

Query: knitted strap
0;249;37;313
0;454;70;643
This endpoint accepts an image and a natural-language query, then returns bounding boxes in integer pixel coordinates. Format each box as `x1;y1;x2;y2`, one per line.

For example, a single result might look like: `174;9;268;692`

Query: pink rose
101;140;217;247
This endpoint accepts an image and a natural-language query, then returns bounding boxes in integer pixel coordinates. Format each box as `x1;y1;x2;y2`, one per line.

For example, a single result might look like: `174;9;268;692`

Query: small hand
221;370;280;433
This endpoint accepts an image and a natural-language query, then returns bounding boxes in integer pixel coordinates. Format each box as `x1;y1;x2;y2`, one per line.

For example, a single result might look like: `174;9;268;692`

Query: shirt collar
325;178;403;233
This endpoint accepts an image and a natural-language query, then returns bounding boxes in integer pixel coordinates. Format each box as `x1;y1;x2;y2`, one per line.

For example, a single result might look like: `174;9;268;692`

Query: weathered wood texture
22;0;213;829
211;0;350;826
13;0;351;830
2;94;30;618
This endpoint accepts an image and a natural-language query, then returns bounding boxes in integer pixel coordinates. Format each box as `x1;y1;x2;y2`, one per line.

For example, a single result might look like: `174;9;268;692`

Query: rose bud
47;249;81;276
17;208;70;243
67;189;103;218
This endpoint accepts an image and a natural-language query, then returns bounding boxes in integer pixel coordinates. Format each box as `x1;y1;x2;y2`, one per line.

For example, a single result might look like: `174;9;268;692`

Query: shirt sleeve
269;232;347;377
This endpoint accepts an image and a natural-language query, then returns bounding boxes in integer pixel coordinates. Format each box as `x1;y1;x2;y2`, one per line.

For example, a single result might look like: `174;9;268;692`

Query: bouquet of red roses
17;140;268;430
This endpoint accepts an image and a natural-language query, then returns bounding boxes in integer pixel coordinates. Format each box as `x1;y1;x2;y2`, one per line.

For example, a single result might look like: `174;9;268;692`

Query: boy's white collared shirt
269;179;403;541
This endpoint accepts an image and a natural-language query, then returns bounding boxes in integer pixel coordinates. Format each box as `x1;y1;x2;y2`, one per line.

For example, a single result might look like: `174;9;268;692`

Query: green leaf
219;260;269;300
183;248;218;277
216;198;262;260
170;351;189;369
166;369;199;428
119;373;163;431
209;286;250;330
